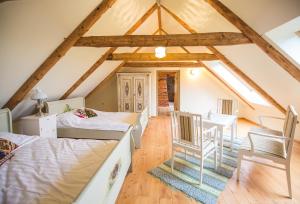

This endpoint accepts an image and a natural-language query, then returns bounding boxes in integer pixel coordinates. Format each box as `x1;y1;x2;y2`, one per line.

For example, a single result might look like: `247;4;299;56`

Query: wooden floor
117;116;300;204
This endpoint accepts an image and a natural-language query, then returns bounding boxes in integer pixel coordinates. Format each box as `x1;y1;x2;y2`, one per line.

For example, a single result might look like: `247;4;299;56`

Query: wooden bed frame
0;108;132;204
44;97;148;148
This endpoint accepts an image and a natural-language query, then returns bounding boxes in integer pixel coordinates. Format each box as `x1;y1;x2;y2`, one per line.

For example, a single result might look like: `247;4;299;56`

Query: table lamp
31;88;47;116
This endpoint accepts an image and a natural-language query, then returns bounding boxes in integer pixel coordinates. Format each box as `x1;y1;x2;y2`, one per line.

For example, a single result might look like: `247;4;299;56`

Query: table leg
219;127;223;167
235;118;238;138
231;122;234;151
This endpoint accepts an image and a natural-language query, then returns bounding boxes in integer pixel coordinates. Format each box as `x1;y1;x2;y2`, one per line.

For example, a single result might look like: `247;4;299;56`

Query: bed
0;108;132;204
44;97;148;148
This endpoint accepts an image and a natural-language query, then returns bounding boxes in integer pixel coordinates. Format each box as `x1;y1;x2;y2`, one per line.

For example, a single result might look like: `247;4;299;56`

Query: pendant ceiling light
155;46;166;58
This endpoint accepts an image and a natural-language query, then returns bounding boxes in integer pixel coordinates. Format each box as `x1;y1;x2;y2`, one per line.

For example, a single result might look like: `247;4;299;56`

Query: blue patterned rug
148;137;241;204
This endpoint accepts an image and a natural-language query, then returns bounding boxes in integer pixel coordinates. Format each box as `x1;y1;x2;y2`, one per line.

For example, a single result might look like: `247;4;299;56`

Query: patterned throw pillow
74;109;88;119
0;139;18;166
85;109;97;118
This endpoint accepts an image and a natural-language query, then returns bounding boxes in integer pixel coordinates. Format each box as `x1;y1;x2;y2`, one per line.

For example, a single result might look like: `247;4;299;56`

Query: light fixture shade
31;88;47;100
155;47;166;58
190;68;202;77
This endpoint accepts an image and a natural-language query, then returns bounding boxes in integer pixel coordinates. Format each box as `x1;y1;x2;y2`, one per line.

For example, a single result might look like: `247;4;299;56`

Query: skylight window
209;61;270;106
265;16;300;66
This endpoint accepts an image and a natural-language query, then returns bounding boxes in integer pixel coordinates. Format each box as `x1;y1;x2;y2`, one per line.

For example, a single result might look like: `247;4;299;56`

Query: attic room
0;0;300;203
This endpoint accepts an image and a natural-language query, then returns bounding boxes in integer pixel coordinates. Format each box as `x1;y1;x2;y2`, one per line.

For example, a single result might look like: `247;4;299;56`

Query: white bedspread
0;137;117;204
57;110;139;132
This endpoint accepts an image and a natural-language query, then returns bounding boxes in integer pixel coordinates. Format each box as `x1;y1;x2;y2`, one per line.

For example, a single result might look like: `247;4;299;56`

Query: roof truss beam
75;32;251;47
106;53;218;61
123;62;204;67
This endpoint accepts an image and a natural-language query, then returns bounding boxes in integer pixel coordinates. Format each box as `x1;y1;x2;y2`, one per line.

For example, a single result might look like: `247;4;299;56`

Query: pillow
64;104;72;113
0;132;37;147
74;109;88;119
0;138;18;153
85;108;98;118
0;138;18;166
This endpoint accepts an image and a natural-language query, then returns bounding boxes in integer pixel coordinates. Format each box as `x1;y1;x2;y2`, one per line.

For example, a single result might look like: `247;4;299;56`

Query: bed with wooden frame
44;97;148;148
0;108;132;204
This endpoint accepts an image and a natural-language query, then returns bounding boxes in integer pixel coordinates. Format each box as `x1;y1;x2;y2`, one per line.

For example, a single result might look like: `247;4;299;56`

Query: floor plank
117;116;300;204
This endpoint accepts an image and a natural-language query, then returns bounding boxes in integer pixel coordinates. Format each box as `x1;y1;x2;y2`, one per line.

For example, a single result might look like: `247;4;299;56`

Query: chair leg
199;157;204;185
286;164;292;198
214;149;217;170
237;152;242;181
171;150;175;173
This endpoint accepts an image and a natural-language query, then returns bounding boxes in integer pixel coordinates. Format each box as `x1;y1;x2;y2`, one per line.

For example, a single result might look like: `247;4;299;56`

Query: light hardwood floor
117;116;300;204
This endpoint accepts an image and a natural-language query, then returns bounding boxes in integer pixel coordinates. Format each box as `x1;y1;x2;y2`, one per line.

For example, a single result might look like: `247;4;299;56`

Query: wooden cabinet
117;73;150;113
17;114;57;138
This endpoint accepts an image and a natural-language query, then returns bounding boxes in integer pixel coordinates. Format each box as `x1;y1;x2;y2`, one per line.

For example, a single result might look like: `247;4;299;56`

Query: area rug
148;137;241;204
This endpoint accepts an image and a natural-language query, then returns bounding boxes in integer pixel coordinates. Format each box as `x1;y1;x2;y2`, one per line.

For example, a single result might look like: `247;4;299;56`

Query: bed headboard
45;97;85;115
0;108;13;133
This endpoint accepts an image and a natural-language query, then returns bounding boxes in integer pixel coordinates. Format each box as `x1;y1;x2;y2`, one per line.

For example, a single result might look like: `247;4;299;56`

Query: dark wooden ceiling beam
123;62;204;67
204;0;300;83
75;32;251;47
106;53;218;61
3;0;118;110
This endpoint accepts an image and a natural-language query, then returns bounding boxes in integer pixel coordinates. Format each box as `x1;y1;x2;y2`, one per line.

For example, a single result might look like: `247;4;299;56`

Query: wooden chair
170;111;218;185
217;98;238;116
237;105;298;198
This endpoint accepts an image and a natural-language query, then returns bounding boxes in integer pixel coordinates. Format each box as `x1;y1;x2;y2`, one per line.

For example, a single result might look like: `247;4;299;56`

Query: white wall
121;67;248;117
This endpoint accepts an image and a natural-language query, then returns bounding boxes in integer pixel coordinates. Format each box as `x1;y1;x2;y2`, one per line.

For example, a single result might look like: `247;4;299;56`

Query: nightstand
17;114;57;138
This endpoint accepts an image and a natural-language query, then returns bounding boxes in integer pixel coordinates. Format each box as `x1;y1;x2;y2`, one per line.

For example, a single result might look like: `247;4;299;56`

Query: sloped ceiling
1;0;300;138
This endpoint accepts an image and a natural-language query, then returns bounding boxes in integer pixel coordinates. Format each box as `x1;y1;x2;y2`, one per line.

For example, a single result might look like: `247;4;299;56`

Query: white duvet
56;109;139;132
0;133;117;204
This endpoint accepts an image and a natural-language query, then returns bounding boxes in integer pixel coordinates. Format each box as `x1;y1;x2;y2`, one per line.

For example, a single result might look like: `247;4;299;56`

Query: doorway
156;71;180;116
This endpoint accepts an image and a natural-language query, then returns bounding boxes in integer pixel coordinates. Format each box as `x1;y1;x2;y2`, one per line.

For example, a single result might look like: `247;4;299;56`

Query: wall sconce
190;68;202;77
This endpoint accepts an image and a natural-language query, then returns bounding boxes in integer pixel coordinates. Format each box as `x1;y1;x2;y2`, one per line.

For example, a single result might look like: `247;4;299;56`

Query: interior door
133;75;147;113
119;76;133;112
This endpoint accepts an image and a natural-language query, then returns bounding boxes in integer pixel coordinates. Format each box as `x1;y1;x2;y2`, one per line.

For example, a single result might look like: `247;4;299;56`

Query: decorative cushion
0;139;18;166
74;109;88;119
85;109;97;118
64;104;72;113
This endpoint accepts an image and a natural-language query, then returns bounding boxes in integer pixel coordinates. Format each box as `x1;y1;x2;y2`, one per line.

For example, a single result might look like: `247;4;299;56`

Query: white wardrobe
117;72;150;113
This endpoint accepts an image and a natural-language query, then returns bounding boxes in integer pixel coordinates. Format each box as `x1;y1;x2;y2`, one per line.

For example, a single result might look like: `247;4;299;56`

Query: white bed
45;97;148;148
0;108;132;204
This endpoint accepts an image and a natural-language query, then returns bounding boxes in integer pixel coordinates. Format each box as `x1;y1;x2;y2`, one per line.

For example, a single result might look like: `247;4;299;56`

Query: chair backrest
283;105;298;158
217;98;238;115
170;111;203;147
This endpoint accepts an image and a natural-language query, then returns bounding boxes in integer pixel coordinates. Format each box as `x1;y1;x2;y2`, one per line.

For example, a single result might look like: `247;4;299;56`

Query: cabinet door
119;76;133;112
133;75;148;113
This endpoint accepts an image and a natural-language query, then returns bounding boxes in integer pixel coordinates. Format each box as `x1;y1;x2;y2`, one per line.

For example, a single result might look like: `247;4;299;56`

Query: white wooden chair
217;98;238;116
170;111;218;185
237;105;298;198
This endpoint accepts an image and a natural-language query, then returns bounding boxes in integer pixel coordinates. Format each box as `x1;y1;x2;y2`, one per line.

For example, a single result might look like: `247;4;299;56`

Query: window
209;61;270;106
265;16;300;66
